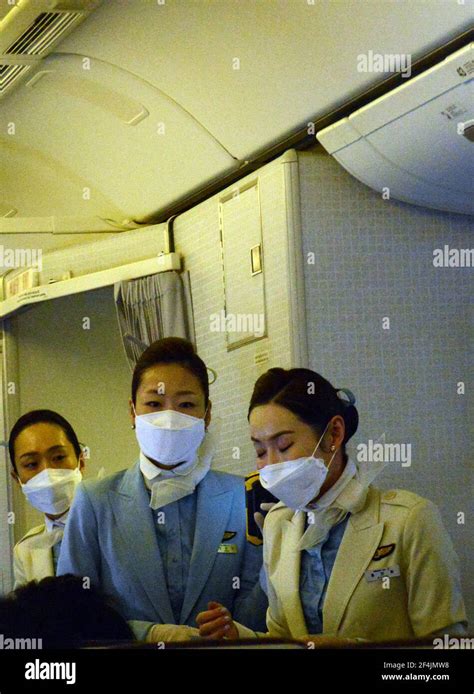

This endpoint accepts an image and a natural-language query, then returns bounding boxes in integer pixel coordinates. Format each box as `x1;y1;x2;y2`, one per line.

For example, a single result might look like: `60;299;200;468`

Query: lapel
30;546;54;580
108;462;175;624
323;487;384;635
21;526;54;581
179;472;233;624
274;512;308;637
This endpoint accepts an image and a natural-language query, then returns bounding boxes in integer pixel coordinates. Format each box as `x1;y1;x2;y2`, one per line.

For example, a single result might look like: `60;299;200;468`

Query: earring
330;445;336;452
131;424;136;430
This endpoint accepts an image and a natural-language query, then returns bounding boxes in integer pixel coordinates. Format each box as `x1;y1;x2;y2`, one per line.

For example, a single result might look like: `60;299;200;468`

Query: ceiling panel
54;0;471;157
0;0;471;253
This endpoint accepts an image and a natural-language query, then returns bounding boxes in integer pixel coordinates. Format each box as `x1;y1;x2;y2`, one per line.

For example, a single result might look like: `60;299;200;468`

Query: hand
254;502;276;533
146;623;201;643
196;601;239;640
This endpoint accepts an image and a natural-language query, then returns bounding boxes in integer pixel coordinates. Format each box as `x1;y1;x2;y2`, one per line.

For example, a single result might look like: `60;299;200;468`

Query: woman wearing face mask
197;368;467;643
58;337;267;642
9;410;85;589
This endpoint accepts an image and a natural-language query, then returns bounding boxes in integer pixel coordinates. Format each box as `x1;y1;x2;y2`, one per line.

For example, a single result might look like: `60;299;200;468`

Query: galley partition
0;224;185;590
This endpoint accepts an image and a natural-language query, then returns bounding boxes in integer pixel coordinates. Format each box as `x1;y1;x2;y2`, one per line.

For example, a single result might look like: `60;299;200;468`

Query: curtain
114;270;195;370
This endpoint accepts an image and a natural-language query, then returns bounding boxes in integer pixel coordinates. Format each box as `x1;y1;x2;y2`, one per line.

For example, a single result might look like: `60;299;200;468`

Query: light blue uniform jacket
57;463;267;639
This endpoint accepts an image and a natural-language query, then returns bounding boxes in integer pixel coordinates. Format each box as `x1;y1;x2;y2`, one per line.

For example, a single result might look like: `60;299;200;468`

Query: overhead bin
317;43;474;215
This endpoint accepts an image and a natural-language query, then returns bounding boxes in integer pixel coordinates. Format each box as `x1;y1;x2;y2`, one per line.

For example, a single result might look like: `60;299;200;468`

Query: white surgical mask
21;463;82;516
134;408;206;467
259;424;337;511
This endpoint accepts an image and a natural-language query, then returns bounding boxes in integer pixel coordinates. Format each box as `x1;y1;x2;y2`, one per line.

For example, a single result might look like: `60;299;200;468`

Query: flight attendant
9;410;85;588
58;337;267;642
197;367;467;643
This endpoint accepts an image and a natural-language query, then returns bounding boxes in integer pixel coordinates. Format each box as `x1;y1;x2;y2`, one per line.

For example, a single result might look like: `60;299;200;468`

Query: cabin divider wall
298;148;473;627
1;150;304;583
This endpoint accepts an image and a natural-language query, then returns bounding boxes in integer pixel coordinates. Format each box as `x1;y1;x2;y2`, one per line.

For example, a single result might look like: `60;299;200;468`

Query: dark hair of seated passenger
0;575;134;648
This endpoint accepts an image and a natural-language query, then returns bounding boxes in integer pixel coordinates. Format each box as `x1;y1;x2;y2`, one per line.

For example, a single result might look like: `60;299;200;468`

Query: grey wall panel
298;148;473;627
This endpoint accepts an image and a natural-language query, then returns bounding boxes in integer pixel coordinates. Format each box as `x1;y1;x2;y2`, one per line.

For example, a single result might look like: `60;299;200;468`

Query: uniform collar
44;510;69;533
306;457;357;511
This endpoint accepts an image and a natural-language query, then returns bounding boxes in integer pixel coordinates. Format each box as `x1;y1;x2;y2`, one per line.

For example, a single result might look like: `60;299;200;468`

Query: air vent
0;64;31;93
4;11;83;56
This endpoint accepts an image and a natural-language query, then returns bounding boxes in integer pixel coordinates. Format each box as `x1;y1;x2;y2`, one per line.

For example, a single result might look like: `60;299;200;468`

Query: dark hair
0;575;134;648
8;409;82;473
248;368;359;447
131;337;209;405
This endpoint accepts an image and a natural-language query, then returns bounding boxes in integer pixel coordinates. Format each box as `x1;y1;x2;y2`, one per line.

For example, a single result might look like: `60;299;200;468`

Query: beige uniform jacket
237;486;467;641
13;524;55;589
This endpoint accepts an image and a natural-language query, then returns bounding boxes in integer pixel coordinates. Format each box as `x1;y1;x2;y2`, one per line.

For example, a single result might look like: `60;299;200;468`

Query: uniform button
383;491;397;500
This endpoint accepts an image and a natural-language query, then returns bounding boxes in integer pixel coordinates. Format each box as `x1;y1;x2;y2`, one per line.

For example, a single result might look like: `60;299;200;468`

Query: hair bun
336;388;358;442
336;388;356;405
343;404;359;442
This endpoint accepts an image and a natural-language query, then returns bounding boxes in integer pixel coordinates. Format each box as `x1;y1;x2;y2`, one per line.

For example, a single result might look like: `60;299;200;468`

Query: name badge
218;543;238;554
365;564;400;582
